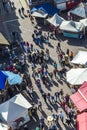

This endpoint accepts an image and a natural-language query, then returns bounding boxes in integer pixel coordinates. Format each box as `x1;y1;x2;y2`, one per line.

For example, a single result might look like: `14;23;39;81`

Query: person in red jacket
61;100;65;110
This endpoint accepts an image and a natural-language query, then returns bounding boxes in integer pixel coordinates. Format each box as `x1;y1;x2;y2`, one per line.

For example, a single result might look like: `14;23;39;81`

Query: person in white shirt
59;111;64;122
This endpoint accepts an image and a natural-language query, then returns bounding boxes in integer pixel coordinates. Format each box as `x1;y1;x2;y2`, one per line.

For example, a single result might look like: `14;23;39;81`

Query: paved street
1;0;87;130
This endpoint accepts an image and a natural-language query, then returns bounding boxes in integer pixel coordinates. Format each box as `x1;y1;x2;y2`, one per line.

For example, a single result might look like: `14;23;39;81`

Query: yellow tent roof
0;33;10;45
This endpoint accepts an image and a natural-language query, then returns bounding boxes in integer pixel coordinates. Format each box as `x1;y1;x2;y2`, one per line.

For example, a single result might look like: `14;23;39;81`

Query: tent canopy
0;71;7;90
47;13;65;27
31;10;48;18
69;3;87;18
2;71;22;85
59;20;83;32
80;18;87;27
70;82;87;112
30;3;59;16
0;123;9;130
77;112;87;130
0;93;32;123
66;68;87;85
0;33;10;46
71;50;87;65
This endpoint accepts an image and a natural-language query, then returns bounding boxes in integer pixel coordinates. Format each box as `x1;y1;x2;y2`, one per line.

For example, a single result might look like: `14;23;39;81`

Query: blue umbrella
2;71;22;85
0;71;7;89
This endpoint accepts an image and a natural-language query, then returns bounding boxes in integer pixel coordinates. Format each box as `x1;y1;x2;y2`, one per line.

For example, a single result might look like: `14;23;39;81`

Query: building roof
70;82;87;112
0;33;10;46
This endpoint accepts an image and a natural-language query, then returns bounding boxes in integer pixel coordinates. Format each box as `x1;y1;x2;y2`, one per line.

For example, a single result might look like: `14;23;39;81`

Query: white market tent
69;3;87;18
59;20;84;32
0;123;10;130
71;50;87;65
47;13;65;27
0;93;32;125
80;18;87;27
31;10;48;18
66;68;87;85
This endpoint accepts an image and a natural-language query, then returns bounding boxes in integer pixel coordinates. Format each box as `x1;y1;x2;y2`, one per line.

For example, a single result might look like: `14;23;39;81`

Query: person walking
60;89;64;99
59;111;64;123
56;42;61;53
51;95;55;103
42;92;47;102
66;115;71;126
54;92;59;102
58;52;63;63
27;86;33;98
66;49;69;56
18;8;21;15
49;72;53;81
70;51;74;61
53;69;57;78
65;94;69;106
38;101;42;111
47;93;51;102
61;100;65;110
53;62;58;70
21;6;25;14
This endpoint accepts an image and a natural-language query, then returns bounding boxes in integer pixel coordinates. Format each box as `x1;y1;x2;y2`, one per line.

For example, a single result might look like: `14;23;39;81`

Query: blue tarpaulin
2;71;22;85
0;71;7;89
30;3;59;16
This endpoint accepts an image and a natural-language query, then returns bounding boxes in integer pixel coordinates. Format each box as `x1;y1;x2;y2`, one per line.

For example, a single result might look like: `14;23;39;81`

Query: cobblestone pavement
1;0;87;130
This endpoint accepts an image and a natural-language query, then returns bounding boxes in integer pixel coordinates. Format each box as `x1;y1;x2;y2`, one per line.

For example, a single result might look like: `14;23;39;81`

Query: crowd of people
0;35;77;130
0;3;79;130
0;30;77;130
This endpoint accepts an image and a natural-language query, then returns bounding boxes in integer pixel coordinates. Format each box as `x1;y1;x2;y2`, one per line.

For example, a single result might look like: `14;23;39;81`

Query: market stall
0;93;32;130
59;20;84;38
80;18;87;27
70;82;87;112
54;0;82;11
31;8;48;25
0;122;10;130
77;112;87;130
69;3;87;20
71;50;87;66
47;13;65;27
31;9;48;18
80;18;87;35
30;3;59;26
66;68;87;85
30;3;59;16
2;71;22;85
0;70;23;90
0;71;7;90
46;13;64;34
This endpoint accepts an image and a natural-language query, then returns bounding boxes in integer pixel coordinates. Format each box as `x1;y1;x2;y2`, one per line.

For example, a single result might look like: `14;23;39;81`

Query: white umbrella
66;68;87;85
